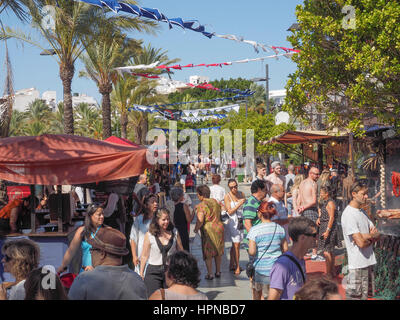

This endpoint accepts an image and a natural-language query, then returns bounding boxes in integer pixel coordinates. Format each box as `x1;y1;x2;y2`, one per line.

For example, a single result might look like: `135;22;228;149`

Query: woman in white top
224;179;246;275
130;194;158;274
0;239;40;300
140;208;183;297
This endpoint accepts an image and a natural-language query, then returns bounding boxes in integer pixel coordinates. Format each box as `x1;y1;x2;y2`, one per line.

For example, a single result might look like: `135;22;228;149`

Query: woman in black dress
170;187;194;251
317;186;339;278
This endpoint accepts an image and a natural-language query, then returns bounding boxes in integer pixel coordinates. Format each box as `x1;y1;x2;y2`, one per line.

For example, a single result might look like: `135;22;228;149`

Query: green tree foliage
285;0;400;136
222;109;294;156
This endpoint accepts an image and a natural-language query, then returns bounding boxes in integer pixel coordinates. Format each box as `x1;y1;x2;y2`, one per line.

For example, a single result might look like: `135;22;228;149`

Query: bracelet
327;227;331;231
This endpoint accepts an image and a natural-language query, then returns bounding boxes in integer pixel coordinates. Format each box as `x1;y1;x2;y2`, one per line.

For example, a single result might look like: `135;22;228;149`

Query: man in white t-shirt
341;181;380;300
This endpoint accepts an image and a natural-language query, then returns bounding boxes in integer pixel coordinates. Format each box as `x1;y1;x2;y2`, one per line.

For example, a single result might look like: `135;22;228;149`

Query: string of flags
75;0;300;54
155;126;221;134
130;103;240;122
114;53;295;75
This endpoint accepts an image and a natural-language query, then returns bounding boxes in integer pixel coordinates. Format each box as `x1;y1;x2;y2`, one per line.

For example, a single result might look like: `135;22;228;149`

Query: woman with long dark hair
24;267;68;300
316;186;339;277
149;250;208;300
57;205;104;274
140;208;183;297
130;193;158;274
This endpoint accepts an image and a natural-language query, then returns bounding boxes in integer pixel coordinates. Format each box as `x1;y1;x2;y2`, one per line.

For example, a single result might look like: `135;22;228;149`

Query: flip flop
205;274;214;280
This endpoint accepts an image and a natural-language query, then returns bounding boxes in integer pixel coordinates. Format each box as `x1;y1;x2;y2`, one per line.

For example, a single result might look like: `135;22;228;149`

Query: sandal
215;272;221;278
205;274;214;280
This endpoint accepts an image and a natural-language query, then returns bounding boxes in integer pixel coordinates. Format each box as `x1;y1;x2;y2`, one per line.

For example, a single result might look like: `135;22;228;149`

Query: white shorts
180;175;187;185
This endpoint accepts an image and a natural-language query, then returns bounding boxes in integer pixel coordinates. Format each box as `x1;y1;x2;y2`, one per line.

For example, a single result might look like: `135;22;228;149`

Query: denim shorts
252;271;270;293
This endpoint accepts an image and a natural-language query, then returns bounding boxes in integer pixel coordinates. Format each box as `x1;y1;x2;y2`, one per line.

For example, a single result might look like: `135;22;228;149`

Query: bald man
269;184;290;243
298;166;321;260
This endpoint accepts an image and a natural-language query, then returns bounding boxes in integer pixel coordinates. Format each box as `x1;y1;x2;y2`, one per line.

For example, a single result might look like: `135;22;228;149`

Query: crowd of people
0;156;382;301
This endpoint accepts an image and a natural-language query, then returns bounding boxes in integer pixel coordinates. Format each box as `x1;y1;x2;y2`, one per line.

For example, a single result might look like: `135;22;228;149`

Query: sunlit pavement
187;178;346;300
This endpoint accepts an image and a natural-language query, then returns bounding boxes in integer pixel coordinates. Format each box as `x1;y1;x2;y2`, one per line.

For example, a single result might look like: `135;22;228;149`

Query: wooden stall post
349;133;356;175
57;185;63;232
30;185;36;233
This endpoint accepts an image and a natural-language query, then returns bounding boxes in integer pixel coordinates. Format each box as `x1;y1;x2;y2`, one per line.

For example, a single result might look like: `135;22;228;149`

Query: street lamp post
250;63;270;114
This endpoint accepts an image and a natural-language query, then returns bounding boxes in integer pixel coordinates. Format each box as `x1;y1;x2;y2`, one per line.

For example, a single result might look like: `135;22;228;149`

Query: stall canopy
0;134;152;185
262;130;348;145
104;135;141;147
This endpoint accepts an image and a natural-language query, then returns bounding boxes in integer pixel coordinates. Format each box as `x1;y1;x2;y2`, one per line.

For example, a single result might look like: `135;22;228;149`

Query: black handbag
246;223;277;279
220;211;230;223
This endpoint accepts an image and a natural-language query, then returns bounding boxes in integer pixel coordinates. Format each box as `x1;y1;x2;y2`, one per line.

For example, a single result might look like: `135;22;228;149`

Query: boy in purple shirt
268;216;317;300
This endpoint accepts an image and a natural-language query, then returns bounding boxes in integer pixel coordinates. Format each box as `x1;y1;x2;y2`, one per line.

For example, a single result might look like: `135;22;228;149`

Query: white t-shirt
341;205;376;269
8;280;26;300
210;184;226;204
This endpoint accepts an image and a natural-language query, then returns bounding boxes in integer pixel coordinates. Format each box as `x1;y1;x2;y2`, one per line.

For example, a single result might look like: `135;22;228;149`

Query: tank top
147;230;178;266
227;192;243;218
81;226;101;271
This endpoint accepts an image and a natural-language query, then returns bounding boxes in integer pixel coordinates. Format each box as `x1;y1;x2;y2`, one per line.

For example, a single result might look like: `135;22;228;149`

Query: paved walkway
188;180;253;300
187;179;346;300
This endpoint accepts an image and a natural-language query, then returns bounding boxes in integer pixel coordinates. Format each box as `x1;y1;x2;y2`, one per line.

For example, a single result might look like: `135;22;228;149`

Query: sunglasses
229;185;238;189
3;255;12;262
303;232;318;238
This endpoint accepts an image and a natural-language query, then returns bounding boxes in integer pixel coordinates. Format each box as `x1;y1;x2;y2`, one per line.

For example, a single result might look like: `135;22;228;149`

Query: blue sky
1;0;304;104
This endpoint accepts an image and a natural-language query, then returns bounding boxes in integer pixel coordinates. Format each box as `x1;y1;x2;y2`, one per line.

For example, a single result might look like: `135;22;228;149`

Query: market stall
0;134;152;280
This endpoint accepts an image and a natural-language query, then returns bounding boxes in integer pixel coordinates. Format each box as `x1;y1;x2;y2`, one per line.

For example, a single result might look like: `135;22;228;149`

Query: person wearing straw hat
68;226;147;300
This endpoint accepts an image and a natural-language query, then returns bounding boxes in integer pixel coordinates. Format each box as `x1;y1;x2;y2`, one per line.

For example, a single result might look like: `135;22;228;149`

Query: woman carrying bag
247;201;288;300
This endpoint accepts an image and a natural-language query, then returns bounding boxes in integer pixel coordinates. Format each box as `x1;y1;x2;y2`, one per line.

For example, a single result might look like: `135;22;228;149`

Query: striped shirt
247;222;285;276
243;195;262;240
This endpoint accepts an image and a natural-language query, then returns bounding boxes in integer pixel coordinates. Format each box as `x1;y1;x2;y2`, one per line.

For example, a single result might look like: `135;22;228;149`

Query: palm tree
0;29;14;138
79;30;142;139
79;5;158;139
0;0;42;137
124;44;179;142
74;102;101;137
2;0;156;136
8;110;27;136
111;76;135;139
126;78;168;144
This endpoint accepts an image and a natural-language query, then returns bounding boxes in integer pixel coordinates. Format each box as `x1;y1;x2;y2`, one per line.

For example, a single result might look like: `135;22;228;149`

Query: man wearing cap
68;226;147;300
266;161;286;187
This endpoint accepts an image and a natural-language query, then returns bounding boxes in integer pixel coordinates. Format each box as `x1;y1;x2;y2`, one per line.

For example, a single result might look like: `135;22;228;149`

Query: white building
269;89;286;107
189;75;209;85
72;93;98;107
155;76;189;95
42;91;57;111
13;88;40;112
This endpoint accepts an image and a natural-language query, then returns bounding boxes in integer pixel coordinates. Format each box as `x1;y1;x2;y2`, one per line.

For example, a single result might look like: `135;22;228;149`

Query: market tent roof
0;134;152;185
104;135;141;147
262;130;348;145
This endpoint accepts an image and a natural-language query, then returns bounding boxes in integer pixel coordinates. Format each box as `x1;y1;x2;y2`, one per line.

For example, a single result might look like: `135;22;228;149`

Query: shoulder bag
281;253;305;284
246;223;277;279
